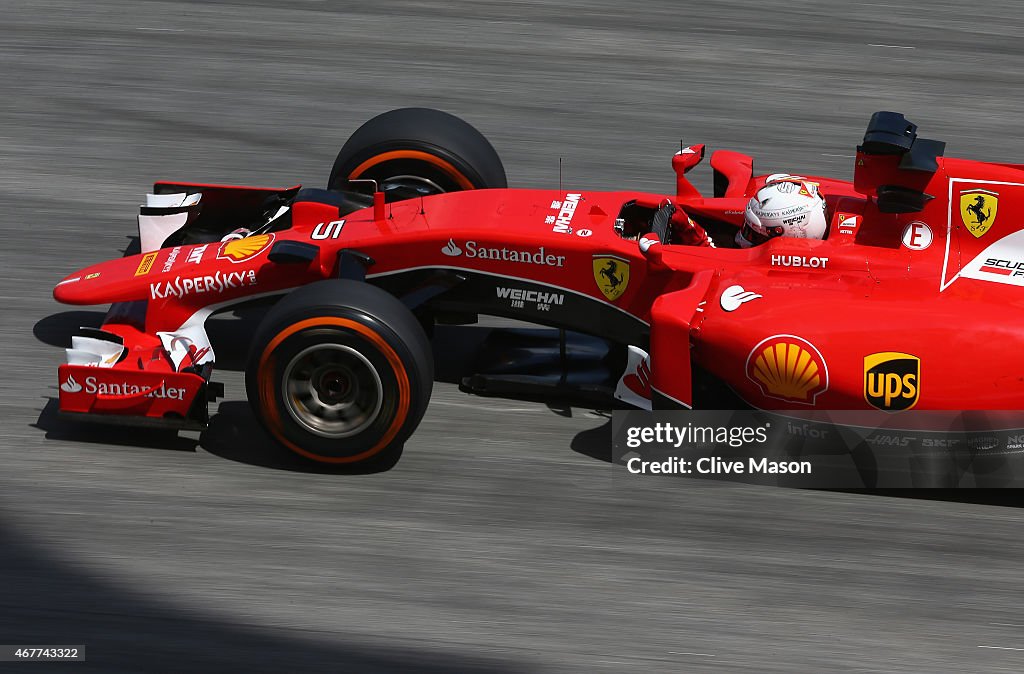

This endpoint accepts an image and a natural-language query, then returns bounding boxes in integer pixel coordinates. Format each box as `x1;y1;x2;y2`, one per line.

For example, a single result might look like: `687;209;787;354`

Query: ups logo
864;352;920;411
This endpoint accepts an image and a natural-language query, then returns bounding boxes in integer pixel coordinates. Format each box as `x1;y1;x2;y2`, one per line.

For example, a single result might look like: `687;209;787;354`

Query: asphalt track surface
4;1;1024;671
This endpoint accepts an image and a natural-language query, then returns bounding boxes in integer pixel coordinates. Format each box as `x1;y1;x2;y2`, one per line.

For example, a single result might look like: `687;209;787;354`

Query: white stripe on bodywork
68;336;124;367
367;264;650;326
614;345;652;410
650;386;692;409
138;212;189;253
940;178;1024;292
957;228;1024;288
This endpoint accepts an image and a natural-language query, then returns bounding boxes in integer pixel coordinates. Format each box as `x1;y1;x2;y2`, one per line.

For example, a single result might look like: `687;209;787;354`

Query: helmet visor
740;221;784;246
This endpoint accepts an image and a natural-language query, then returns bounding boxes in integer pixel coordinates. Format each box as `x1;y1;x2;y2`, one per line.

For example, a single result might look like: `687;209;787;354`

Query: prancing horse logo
959;189;999;238
593;255;630;302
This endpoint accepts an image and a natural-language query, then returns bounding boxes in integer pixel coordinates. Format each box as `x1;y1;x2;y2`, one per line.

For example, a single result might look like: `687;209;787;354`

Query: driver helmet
736;174;827;247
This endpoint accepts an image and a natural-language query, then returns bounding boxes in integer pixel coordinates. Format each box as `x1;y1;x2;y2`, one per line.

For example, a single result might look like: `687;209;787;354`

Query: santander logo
441;239;463;256
60;375;82;393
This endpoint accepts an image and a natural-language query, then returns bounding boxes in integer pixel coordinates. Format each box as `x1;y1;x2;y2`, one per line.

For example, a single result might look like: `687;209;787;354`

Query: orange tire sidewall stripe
258;317;413;464
348;150;475;191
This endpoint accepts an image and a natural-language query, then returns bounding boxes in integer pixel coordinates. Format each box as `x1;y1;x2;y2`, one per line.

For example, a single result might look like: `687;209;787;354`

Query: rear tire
327;108;507;194
245;280;433;466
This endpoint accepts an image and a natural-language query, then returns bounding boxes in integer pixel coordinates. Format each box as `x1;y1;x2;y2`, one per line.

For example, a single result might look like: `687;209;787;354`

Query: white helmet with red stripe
736;174;827;248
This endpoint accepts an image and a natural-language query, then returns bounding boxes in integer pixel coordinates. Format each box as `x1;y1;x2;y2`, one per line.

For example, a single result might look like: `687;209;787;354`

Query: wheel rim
380;174;448;196
282;344;384;439
346;150;477;192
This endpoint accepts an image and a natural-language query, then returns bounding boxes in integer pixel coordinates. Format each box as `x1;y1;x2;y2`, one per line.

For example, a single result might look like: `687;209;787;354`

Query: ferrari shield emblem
593;255;630;301
959;189;998;238
218;233;275;263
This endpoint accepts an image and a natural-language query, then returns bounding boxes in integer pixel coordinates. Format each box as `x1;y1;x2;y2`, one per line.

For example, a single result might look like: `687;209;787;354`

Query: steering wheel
649;201;676;245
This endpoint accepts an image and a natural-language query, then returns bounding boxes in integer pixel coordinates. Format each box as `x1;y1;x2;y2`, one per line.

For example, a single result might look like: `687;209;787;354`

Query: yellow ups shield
593;255;630;302
864;352;920;411
959;190;998;238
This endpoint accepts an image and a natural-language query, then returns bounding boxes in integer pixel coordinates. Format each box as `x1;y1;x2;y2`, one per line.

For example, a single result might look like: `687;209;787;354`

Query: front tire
327;107;507;195
245;280;433;465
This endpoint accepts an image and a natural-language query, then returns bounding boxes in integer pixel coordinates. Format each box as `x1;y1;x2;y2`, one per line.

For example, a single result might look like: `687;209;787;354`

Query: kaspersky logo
60;374;82;393
864;352;919;411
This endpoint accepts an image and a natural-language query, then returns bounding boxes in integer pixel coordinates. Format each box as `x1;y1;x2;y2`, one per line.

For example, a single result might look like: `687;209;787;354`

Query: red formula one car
52;108;1024;466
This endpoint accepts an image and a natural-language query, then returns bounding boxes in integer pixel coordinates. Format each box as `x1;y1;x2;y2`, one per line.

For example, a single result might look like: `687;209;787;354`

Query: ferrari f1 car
52;108;1024;466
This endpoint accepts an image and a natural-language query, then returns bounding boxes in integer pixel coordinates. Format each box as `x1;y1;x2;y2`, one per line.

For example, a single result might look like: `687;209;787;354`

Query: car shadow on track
33;310;108;348
33;395;402;475
34;397;199;452
838;488;1024;507
0;516;522;673
570;417;613;463
200;401;402;474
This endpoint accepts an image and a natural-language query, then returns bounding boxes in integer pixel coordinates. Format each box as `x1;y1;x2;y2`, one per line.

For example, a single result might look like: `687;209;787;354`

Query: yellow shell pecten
751;341;820;402
220;234;272;261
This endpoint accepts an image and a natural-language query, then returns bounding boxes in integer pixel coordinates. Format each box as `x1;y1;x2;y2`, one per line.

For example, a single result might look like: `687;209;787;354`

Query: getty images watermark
612;410;1024;488
623;421;811;477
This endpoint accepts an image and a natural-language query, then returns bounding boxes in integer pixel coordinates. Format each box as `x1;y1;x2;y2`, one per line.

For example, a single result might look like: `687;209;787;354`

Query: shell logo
745;335;828;405
217;234;275;263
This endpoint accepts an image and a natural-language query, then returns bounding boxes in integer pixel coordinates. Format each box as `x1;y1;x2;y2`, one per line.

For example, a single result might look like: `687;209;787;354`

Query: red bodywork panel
52;144;1024;426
